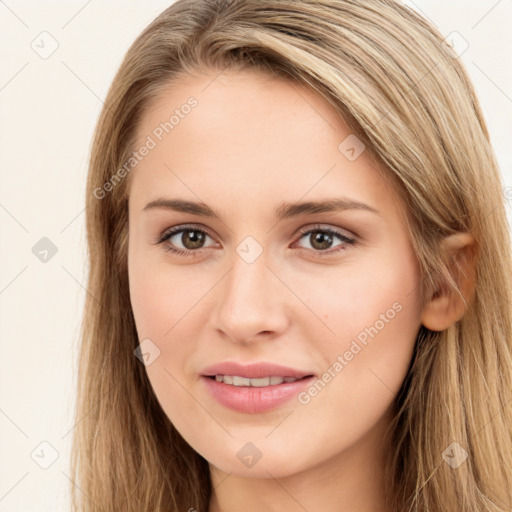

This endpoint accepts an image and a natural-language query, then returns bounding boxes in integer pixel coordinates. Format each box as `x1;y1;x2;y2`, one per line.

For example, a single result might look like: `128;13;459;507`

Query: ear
420;232;477;331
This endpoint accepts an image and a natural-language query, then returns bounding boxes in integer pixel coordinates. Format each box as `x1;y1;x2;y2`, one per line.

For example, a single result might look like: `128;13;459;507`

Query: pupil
183;230;204;249
311;231;332;250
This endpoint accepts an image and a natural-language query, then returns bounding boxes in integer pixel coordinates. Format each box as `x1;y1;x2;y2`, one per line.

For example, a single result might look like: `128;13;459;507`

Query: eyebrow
142;197;380;220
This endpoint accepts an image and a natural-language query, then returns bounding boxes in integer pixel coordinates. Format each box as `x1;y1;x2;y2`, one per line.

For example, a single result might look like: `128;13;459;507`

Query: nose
212;252;290;345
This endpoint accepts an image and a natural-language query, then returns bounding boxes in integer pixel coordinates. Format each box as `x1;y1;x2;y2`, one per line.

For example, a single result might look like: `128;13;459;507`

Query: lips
201;361;313;380
200;361;316;414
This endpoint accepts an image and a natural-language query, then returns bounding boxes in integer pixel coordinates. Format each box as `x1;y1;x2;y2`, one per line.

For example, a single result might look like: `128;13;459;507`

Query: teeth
213;375;299;387
250;377;270;387
233;376;251;386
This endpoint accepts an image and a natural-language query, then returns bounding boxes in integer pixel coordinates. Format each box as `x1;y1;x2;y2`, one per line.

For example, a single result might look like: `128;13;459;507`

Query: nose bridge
213;249;288;342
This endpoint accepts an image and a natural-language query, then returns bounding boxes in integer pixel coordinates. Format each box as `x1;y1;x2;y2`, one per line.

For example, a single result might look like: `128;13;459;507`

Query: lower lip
201;376;315;413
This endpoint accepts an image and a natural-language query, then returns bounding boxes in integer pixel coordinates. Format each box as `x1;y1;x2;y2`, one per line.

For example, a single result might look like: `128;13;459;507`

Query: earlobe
421;232;477;331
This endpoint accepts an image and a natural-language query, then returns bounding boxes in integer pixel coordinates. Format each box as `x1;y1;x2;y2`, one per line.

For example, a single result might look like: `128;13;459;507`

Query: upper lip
201;361;315;379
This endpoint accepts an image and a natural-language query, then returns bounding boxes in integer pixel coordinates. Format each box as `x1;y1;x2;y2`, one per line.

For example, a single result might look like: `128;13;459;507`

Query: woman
72;1;512;510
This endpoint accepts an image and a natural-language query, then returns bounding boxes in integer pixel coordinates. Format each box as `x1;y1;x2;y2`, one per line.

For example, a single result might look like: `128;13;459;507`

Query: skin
126;67;467;512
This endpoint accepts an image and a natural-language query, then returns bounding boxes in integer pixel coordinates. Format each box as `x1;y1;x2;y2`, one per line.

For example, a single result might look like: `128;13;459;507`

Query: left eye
293;227;356;253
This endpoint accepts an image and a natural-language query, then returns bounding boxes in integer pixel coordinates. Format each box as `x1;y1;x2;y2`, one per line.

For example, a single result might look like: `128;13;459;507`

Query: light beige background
0;1;510;510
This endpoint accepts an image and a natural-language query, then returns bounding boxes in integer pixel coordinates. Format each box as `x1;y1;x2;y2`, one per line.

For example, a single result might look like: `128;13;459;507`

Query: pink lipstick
200;361;315;414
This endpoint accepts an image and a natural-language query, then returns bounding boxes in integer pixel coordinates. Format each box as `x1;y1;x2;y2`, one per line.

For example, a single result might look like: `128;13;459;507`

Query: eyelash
155;223;357;258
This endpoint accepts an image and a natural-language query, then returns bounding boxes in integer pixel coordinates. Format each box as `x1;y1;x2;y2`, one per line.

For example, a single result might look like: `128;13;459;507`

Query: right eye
157;225;218;256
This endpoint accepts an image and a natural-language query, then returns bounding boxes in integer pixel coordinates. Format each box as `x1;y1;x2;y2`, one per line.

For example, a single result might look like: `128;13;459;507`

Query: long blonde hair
72;1;512;510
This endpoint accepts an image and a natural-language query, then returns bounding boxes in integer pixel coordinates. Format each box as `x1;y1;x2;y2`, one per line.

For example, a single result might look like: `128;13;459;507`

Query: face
127;67;423;479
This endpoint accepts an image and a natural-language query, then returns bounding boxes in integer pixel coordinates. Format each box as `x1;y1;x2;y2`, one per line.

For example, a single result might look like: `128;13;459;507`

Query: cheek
128;255;208;440
129;272;178;339
128;251;217;385
293;246;422;428
305;234;422;349
128;246;200;340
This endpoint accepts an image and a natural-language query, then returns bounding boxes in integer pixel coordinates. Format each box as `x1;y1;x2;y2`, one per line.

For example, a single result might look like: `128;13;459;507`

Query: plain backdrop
0;1;511;510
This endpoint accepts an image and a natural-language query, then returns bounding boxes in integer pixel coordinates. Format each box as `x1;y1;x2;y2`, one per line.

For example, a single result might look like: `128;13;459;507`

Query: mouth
205;374;313;386
200;361;316;413
200;361;314;380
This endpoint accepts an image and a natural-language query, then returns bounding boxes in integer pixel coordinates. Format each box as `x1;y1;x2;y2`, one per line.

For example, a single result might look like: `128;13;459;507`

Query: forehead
134;67;342;147
128;68;399;220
